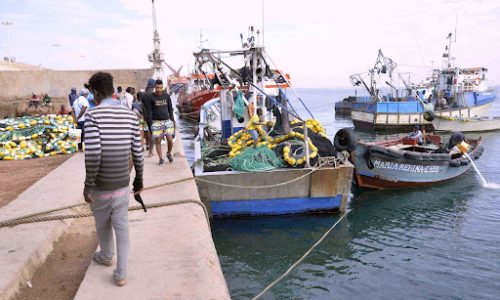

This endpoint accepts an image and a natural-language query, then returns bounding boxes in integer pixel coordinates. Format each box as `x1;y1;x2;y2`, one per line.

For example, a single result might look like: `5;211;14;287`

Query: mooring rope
0;159;346;229
194;164;335;189
0;199;210;229
252;209;352;300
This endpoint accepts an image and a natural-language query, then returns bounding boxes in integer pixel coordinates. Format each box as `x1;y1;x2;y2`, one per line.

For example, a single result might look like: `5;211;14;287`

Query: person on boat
246;108;265;149
420;90;426;102
408;124;423;145
437;96;448;109
144;79;176;165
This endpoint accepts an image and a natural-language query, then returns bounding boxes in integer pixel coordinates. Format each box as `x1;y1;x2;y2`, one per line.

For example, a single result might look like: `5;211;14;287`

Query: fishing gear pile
0;115;80;160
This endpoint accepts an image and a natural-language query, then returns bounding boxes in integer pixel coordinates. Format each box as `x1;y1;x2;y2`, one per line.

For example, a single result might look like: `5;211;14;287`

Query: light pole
1;21;13;68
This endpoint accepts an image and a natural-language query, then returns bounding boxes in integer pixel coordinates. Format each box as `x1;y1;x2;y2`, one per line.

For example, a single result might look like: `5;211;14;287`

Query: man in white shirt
122;87;134;109
72;89;90;150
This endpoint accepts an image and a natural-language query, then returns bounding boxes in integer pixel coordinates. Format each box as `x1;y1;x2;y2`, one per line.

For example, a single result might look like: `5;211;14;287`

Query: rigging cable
264;50;315;119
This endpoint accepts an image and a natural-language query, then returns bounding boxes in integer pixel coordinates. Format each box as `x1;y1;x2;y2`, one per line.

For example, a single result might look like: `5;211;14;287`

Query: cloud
1;0;499;87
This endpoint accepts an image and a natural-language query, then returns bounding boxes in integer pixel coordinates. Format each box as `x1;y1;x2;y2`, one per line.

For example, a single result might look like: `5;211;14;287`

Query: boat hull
177;90;220;117
351;92;496;131
194;137;353;216
432;117;500;132
351;140;482;189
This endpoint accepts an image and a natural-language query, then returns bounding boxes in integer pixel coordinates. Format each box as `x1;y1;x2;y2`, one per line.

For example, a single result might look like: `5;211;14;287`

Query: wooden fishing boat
348;133;484;189
431;116;500;132
193;28;354;217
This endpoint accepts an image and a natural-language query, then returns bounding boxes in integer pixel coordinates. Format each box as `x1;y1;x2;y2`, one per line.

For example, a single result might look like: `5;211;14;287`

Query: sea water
464;152;500;189
178;88;500;299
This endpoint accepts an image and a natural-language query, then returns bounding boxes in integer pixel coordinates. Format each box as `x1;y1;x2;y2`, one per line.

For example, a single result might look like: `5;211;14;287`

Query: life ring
474;78;481;86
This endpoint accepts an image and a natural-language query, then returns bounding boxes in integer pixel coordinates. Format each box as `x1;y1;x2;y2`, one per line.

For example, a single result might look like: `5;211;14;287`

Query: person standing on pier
71;89;89;150
144;79;175;165
83;71;144;287
123;87;134;109
68;87;79;107
135;89;154;157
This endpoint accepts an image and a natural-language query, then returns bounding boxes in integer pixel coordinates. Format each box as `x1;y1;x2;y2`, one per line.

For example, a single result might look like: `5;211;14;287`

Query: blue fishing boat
192;28;354;217
344;131;484;189
346;34;496;131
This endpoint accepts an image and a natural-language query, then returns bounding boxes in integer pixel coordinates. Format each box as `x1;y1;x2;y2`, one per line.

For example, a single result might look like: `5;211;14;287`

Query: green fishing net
230;146;284;172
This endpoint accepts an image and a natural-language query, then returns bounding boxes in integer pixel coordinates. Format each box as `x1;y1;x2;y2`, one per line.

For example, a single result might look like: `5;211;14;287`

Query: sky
1;0;500;88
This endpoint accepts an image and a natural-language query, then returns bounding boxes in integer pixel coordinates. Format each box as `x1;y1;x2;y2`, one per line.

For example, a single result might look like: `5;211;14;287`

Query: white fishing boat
347;33;496;131
431;115;500;132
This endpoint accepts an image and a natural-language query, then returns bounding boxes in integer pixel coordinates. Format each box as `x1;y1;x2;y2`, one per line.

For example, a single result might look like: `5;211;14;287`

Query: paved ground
1;138;230;300
75;140;230;300
14;217;97;300
0;155;72;209
0;154;86;300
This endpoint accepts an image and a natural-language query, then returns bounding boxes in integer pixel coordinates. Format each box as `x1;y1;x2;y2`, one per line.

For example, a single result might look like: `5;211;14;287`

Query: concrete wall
0;68;154;104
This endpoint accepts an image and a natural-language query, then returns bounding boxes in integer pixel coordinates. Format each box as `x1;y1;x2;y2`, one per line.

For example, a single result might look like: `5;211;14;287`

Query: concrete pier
75;139;230;299
0;138;230;299
0;154;86;300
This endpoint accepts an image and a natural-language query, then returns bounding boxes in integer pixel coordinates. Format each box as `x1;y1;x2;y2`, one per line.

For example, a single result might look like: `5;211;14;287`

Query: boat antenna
454;14;458;43
262;0;265;45
198;29;208;50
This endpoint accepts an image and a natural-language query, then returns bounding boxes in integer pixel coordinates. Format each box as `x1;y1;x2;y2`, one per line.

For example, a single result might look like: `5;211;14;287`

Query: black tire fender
449;159;461;167
423;110;436;121
365;146;374;169
334;128;357;152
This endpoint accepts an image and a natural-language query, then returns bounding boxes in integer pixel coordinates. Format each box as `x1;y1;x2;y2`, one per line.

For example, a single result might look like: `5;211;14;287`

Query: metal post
2;21;13;68
304;122;310;168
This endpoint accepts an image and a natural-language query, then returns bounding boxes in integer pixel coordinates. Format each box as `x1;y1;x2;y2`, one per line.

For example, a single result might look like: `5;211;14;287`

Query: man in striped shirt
83;72;144;287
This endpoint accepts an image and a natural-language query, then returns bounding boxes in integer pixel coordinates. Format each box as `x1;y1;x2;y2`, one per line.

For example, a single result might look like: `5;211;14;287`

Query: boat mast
148;0;165;82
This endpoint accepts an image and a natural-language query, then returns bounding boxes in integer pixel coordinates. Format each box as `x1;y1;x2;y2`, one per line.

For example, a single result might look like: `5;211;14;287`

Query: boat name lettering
372;160;440;173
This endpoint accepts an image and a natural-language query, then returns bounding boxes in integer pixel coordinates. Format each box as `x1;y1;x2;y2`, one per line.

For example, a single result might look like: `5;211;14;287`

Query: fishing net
0;115;78;160
232;90;246;120
230;146;284;172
